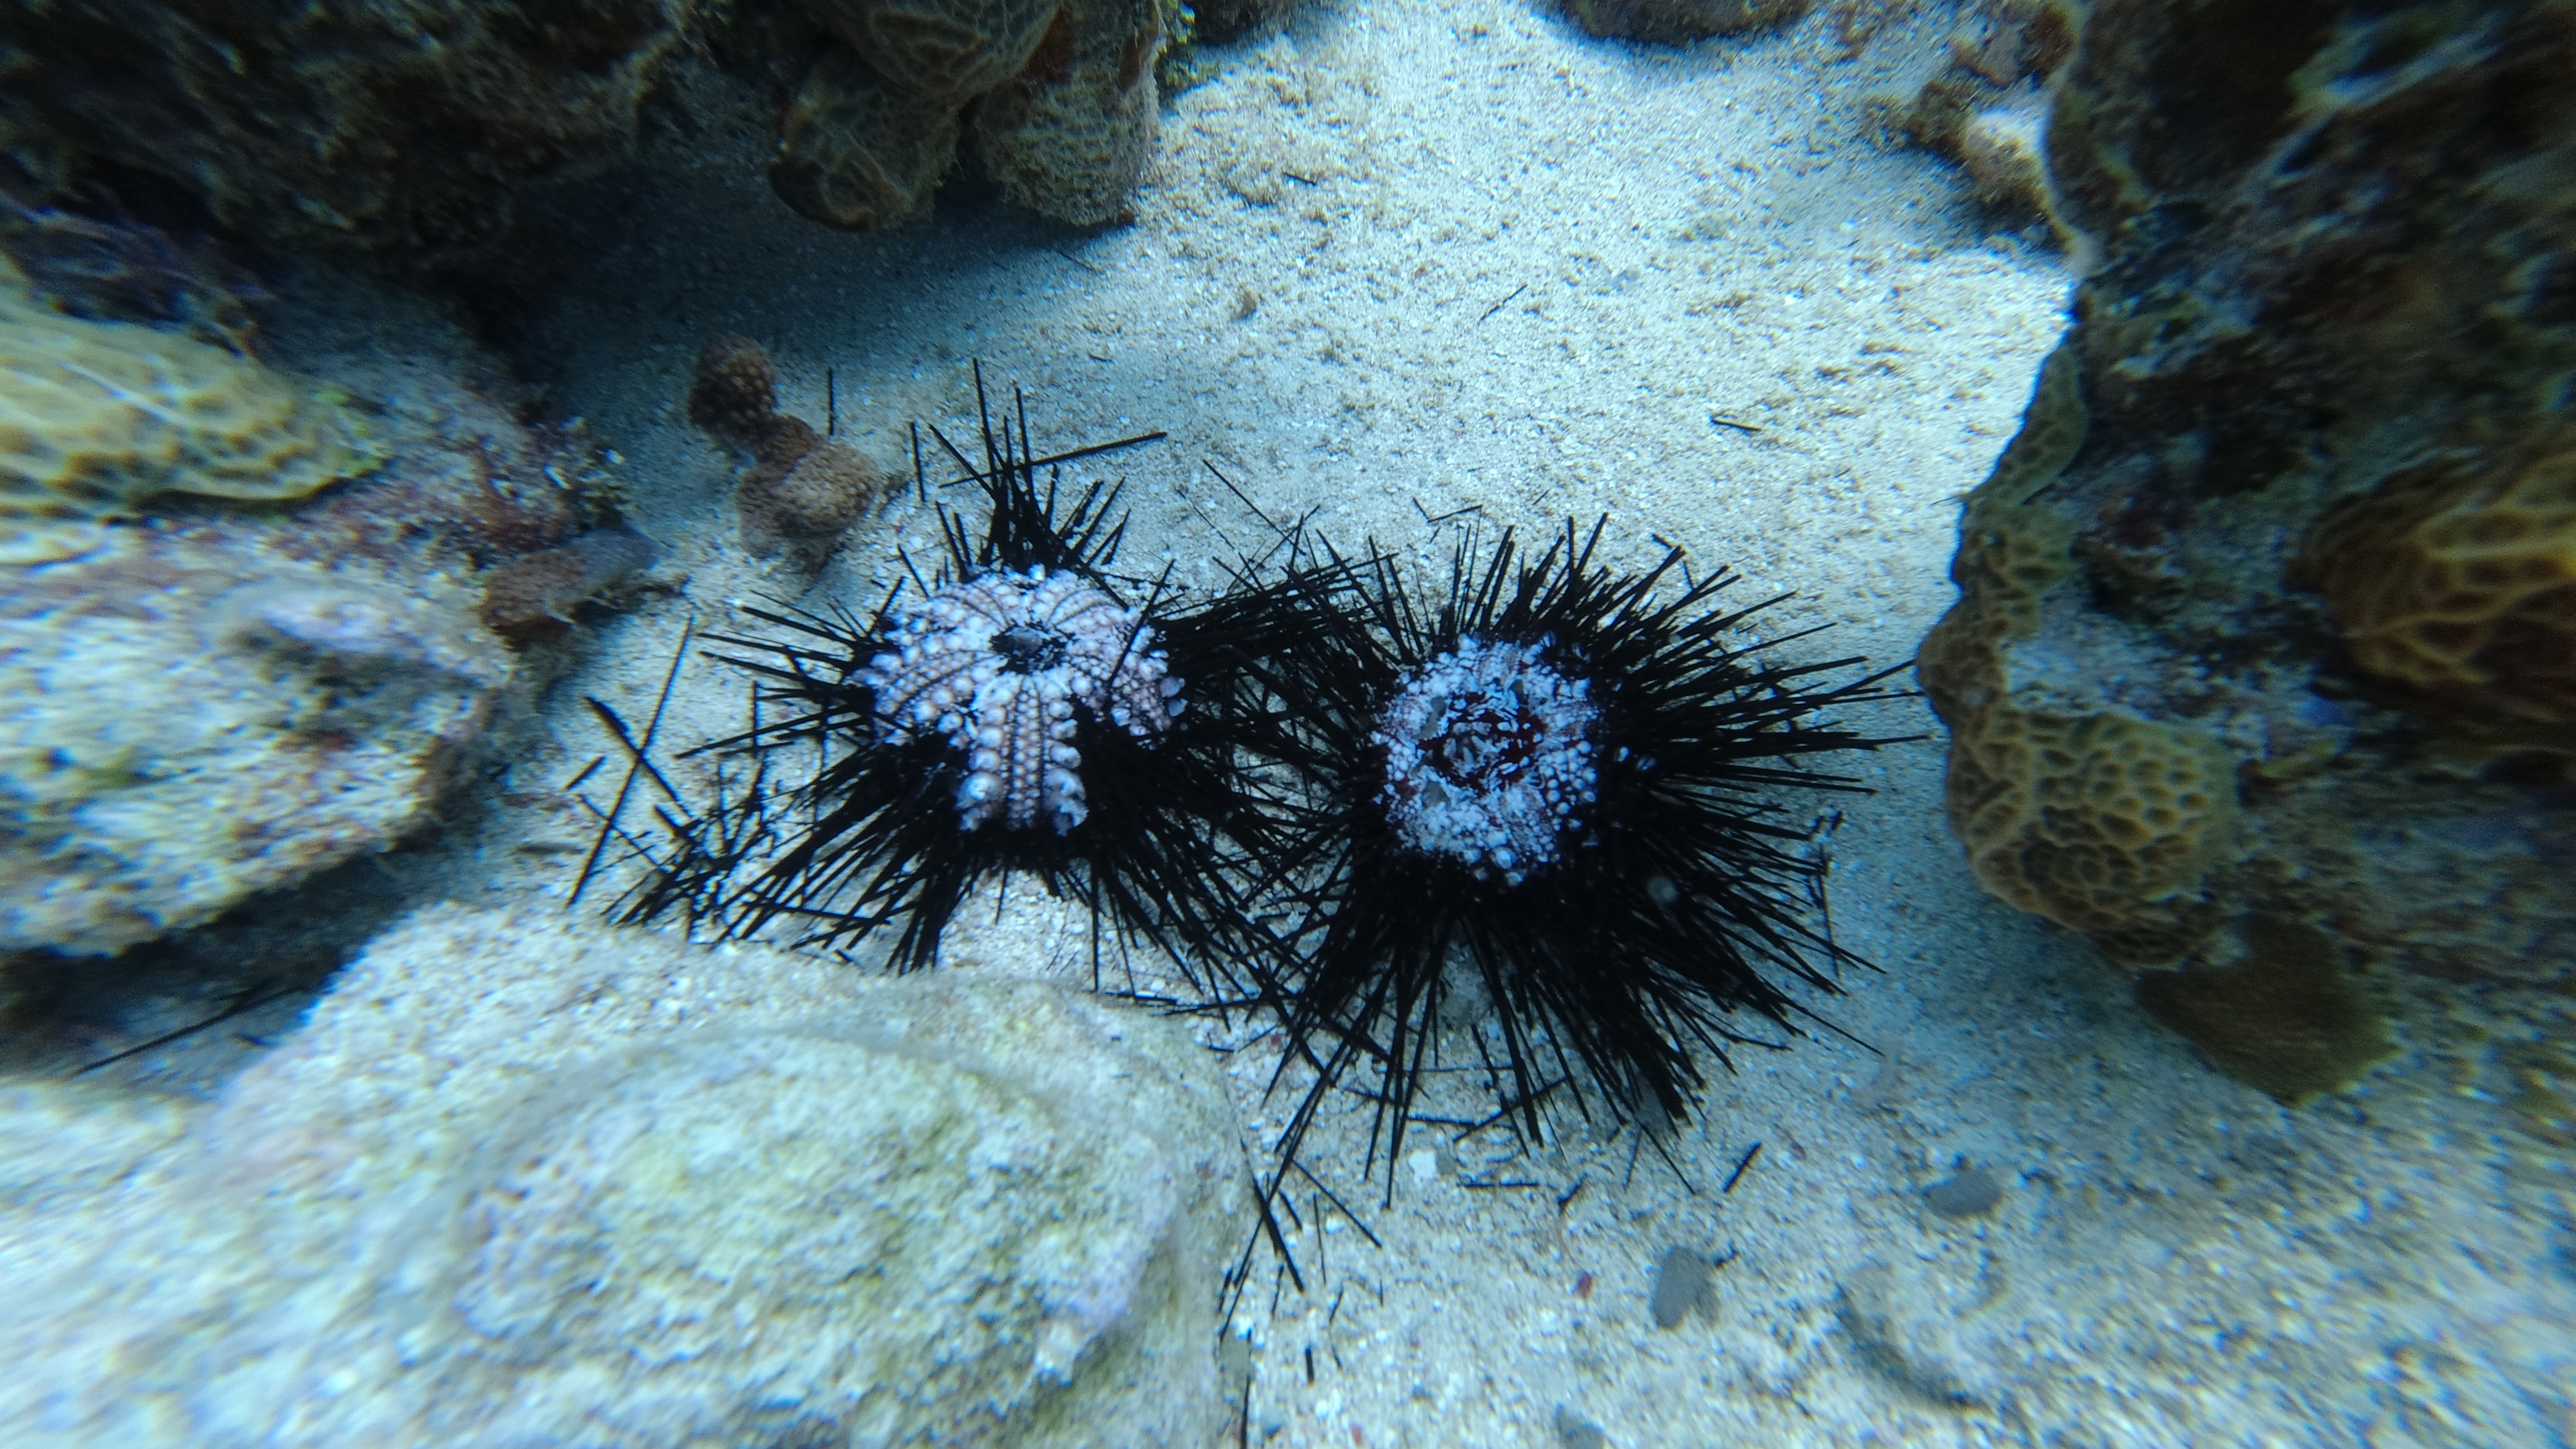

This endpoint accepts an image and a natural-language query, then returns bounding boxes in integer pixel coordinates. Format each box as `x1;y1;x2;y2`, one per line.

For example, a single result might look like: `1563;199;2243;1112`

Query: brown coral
971;0;1164;227
0;262;379;564
773;52;965;233
1555;0;1812;44
737;426;890;565
2135;917;2396;1106
687;334;784;448
1938;697;2241;963
810;0;1063;100
2297;422;2576;724
773;0;1164;230
1922;0;2576;1108
684;336;889;569
1921;345;2239;965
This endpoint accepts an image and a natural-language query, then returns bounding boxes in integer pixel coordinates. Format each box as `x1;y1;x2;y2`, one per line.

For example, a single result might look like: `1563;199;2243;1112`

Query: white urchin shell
861;565;1183;833
1373;636;1598;885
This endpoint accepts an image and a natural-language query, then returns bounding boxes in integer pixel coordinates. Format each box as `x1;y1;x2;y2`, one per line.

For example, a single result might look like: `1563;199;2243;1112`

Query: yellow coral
1941;702;2239;962
2134;916;2395;1106
1920;343;2239;963
0;276;377;564
2299;420;2576;724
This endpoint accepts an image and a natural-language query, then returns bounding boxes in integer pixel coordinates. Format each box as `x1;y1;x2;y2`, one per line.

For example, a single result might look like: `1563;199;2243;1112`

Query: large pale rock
0;903;1249;1447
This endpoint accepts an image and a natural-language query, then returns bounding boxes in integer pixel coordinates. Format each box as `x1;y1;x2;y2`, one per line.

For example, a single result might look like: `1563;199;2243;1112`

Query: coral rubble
1918;0;2576;1108
1891;0;2085;226
0;903;1247;1448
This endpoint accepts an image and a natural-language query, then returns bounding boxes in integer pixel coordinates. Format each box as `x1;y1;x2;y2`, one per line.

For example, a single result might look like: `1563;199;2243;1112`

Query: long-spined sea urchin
618;375;1292;989
1207;520;1913;1200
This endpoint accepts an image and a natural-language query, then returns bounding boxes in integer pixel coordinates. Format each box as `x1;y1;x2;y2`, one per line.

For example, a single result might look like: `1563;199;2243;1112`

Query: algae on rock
0;265;616;961
0;549;507;955
1919;0;2576;1108
772;0;1167;231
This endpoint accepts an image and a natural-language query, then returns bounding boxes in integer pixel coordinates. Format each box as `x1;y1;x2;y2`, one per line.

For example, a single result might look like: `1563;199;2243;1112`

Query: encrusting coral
0;260;378;564
687;334;892;569
0;902;1247;1448
1919;0;2576;1113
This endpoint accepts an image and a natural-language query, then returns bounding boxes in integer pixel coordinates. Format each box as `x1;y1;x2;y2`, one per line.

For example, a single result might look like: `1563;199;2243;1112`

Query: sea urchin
1218;520;1911;1191
627;379;1285;985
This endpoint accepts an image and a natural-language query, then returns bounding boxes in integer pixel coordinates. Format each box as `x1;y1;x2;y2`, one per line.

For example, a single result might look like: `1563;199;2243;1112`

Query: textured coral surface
2299;421;2576;724
774;0;1164;229
0;264;377;564
1920;0;2576;1103
0;903;1244;1448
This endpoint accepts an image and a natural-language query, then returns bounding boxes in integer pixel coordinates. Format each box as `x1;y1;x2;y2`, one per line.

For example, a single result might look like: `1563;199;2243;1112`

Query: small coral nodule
685;334;892;567
686;332;782;448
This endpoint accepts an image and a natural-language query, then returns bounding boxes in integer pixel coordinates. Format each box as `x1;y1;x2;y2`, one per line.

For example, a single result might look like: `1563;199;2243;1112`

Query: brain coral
773;49;969;232
812;0;1064;99
0;269;377;564
0;903;1246;1448
2298;421;2576;725
1920;344;2241;966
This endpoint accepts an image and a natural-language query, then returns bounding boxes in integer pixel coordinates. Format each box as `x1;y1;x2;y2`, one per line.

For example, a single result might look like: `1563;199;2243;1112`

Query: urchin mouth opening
1372;636;1599;886
992;623;1069;674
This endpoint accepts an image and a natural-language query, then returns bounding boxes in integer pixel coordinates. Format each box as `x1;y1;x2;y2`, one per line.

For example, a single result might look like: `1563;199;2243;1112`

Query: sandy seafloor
63;0;2576;1444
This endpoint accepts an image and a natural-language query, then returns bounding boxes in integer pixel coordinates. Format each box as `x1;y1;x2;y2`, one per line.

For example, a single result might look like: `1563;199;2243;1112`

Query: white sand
465;1;2575;1444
